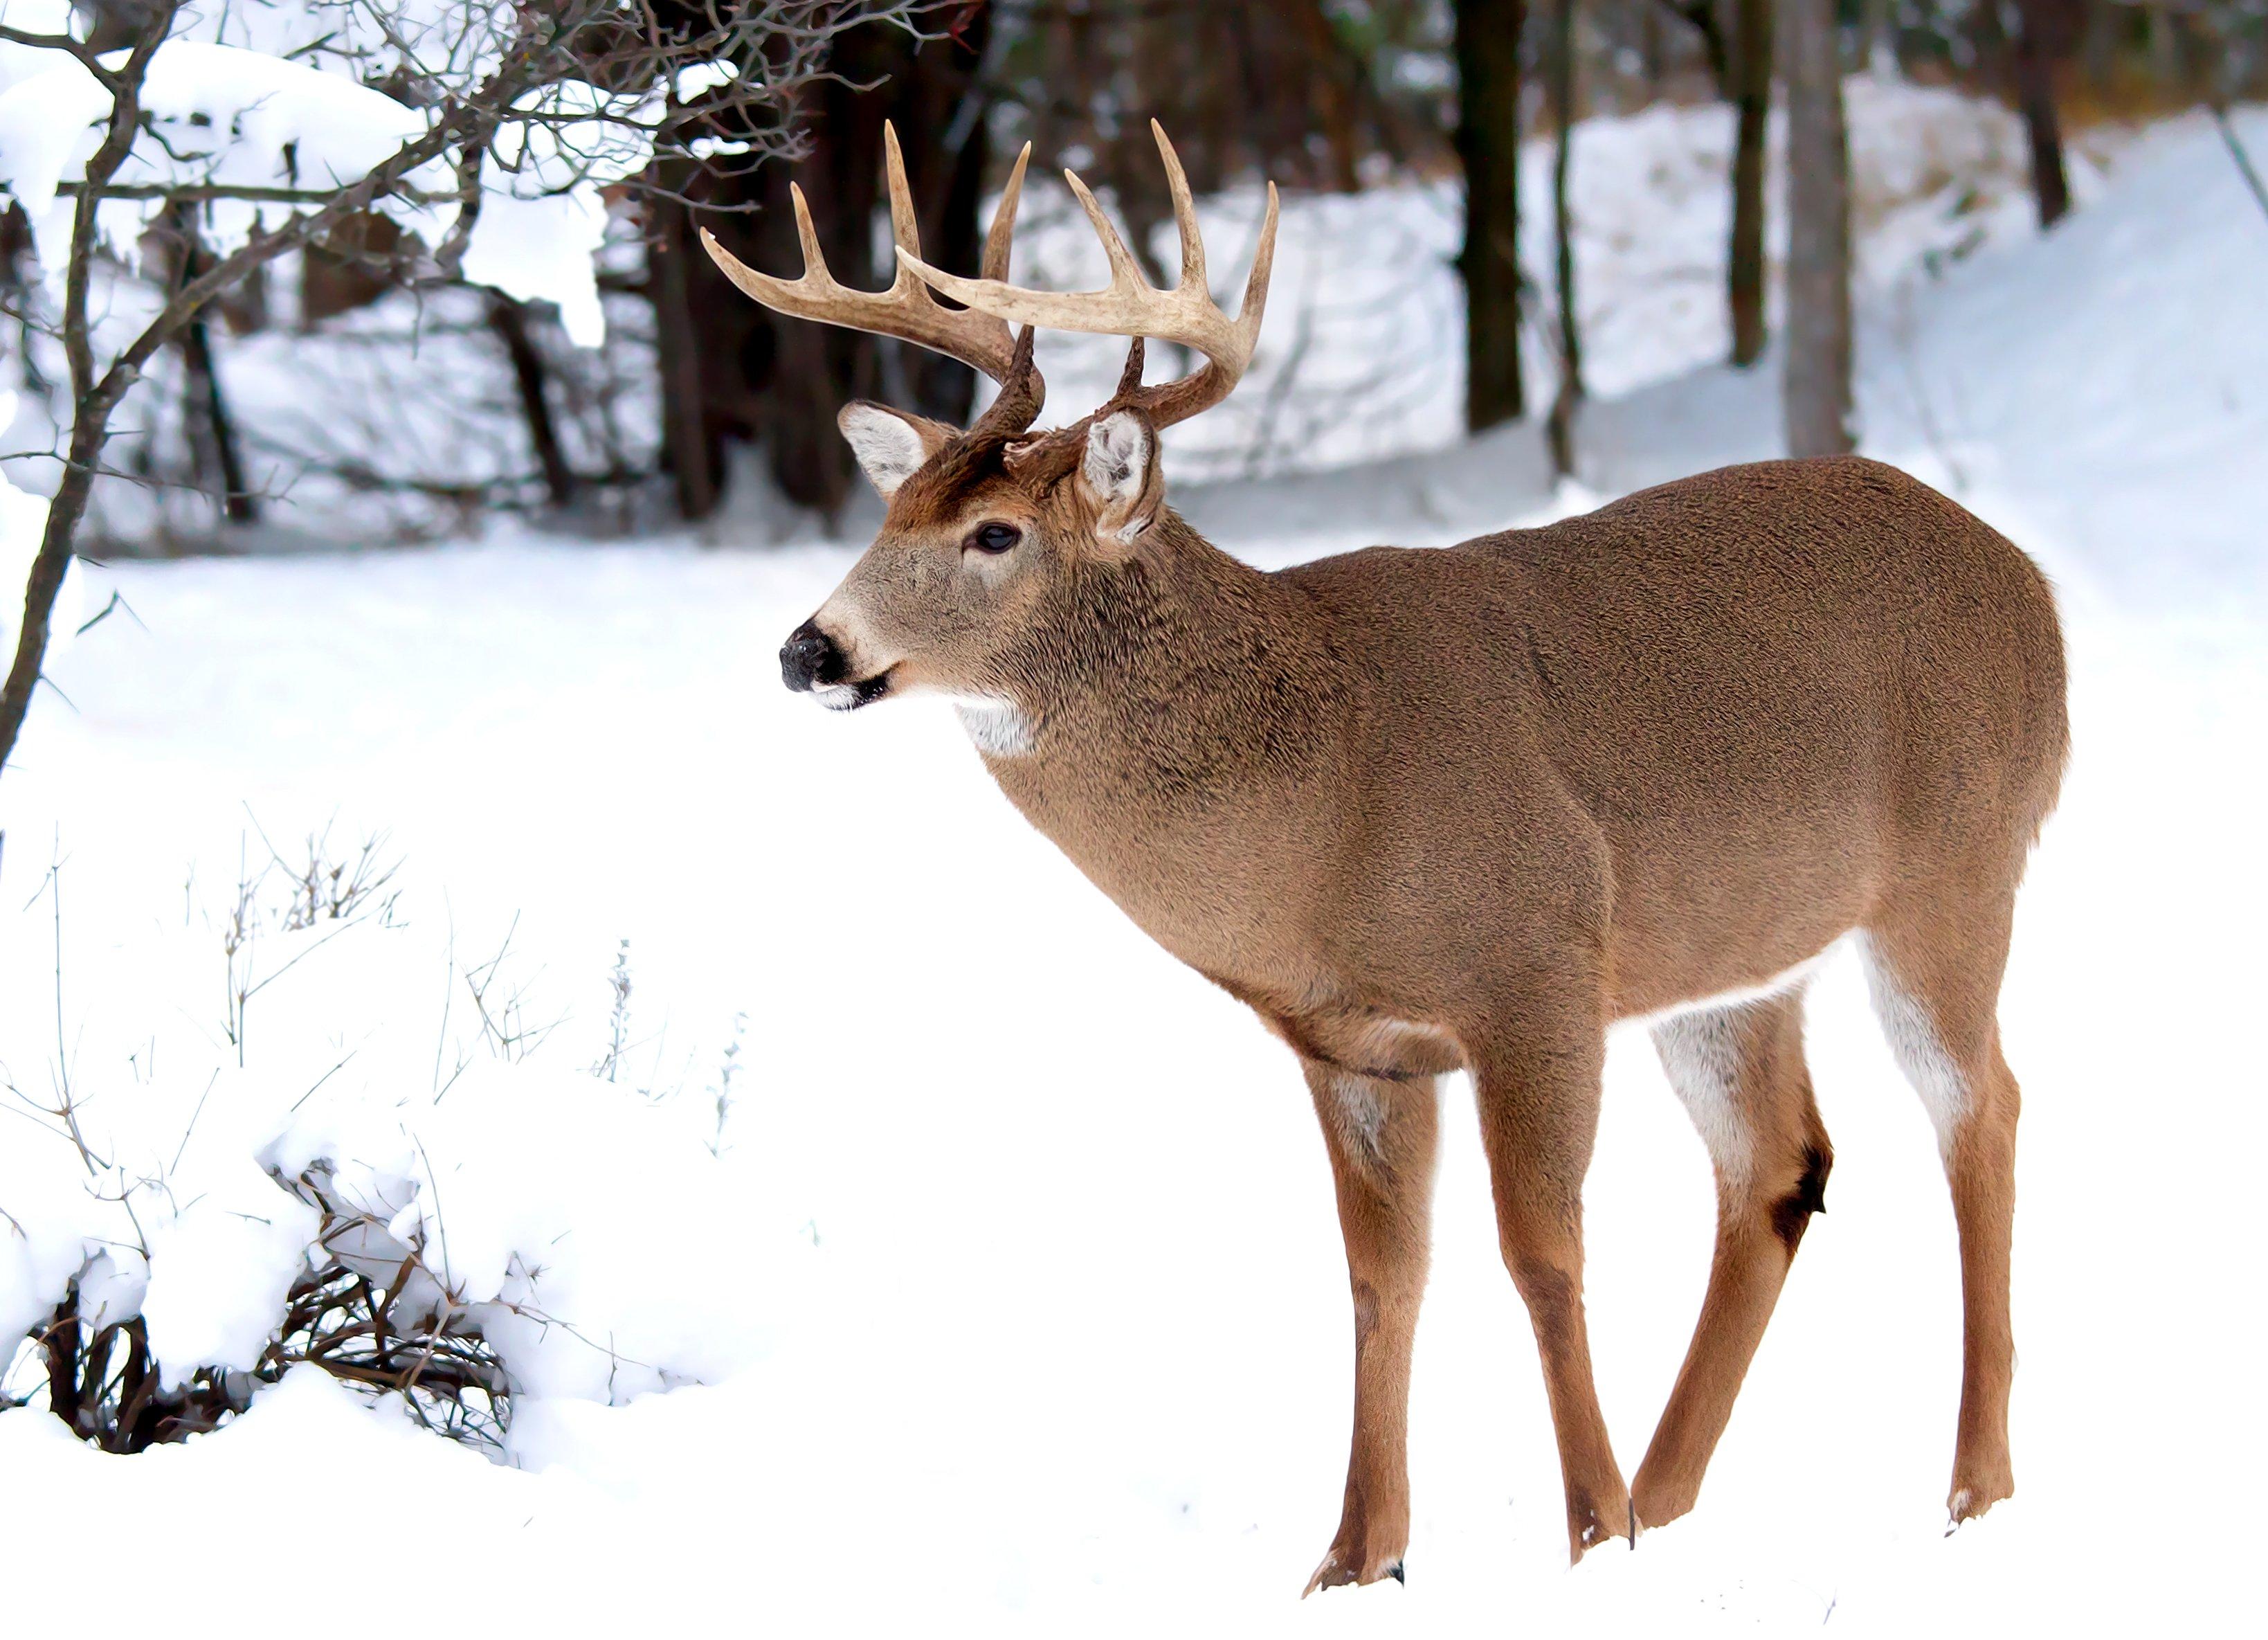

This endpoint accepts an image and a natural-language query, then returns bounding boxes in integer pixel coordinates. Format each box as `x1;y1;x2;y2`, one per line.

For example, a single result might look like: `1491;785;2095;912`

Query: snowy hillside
1;105;2263;1637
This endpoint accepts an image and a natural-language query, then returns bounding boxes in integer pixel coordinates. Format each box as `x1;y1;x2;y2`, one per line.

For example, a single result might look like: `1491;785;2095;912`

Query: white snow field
2;105;2265;1636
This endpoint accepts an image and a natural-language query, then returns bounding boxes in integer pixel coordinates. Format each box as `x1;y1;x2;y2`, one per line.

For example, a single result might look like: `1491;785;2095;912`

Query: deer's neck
977;516;1350;973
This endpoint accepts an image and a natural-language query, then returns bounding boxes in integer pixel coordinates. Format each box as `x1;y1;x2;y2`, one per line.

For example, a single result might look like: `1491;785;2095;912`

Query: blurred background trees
4;0;2265;548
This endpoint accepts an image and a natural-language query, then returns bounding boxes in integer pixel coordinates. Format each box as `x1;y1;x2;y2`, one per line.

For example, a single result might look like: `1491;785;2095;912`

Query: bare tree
1546;0;1584;476
1649;0;1768;366
2009;0;2076;228
1458;0;1526;431
1783;0;1856;458
0;1;902;778
1727;0;1772;366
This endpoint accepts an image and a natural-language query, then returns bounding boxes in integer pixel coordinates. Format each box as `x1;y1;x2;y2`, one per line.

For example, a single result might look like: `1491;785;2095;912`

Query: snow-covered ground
1;102;2263;1636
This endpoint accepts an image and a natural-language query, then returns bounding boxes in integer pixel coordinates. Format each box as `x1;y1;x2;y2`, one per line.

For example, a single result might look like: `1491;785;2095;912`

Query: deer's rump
1283;456;2069;1016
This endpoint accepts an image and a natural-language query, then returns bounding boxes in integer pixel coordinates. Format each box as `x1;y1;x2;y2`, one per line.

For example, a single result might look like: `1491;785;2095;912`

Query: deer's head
703;122;1277;715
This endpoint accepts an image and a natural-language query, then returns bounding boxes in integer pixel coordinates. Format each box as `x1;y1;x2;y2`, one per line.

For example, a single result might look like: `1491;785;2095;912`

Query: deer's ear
839;402;954;497
1078;408;1162;552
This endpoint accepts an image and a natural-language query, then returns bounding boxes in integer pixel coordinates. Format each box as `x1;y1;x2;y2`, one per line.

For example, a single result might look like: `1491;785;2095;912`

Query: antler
700;123;1043;411
898;120;1279;432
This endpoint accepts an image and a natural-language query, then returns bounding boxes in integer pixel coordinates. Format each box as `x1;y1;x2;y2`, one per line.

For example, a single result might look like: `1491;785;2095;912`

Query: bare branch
0;24;123;89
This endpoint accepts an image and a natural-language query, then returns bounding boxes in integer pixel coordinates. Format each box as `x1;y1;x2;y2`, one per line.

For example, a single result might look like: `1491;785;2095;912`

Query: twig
2;181;460;207
2211;106;2268;229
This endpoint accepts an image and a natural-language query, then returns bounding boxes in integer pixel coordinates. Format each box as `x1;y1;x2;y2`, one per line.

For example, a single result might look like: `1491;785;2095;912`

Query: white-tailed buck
707;123;2068;1592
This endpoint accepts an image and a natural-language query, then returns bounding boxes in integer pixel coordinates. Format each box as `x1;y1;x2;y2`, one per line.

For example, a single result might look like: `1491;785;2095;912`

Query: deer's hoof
1568;1489;1638;1564
1946;1475;2013;1531
1302;1544;1408;1596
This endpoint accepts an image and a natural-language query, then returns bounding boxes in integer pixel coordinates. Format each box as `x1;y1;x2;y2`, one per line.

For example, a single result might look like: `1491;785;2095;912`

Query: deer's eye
965;522;1022;555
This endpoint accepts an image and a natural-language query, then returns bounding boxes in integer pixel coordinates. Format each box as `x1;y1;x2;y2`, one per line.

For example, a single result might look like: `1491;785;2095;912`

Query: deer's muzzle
780;620;846;693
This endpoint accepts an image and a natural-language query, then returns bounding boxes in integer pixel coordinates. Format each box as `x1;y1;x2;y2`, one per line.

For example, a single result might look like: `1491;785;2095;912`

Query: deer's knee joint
1768;1141;1833;1256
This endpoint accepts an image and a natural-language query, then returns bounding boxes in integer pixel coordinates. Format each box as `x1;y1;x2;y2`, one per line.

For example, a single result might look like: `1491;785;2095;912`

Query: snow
1;99;2264;1636
138;1184;320;1389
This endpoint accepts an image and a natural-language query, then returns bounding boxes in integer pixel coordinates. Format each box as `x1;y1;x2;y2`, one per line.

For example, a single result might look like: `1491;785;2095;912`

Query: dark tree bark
179;311;255;525
1784;0;1855;458
42;1300;85;1431
2010;0;2076;228
1651;0;1727;84
172;213;257;525
1456;0;1525;432
1653;0;1765;366
1727;0;1772;366
1289;0;1366;193
1546;0;1583;478
651;169;723;521
487;294;576;507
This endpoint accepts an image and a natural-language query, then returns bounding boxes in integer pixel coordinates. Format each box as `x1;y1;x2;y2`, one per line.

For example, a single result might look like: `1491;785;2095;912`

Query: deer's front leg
1300;1058;1441;1596
1469;1002;1633;1562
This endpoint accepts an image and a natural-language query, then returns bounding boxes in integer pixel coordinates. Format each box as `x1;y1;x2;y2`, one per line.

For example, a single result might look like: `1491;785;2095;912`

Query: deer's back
1278;457;2069;1013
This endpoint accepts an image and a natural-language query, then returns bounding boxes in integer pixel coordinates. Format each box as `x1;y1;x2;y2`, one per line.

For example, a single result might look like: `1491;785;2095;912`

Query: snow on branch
0;1;903;343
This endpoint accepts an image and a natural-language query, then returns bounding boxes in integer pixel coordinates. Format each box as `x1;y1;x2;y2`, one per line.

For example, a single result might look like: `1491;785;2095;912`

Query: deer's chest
983;748;1322;983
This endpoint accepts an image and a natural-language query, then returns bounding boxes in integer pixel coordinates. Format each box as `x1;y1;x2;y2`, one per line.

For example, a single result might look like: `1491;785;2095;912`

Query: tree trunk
1728;0;1772;367
180;309;257;525
1457;0;1525;432
487;294;577;507
1546;0;1582;478
2010;0;2074;228
651;185;723;521
174;213;257;526
2;406;107;770
1783;0;1856;458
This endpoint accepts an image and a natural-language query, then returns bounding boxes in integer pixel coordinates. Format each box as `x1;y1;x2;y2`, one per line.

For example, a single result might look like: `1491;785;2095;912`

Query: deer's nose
779;620;846;692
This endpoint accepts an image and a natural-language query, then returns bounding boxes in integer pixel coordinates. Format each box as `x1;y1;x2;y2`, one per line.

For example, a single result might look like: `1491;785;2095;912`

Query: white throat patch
952;696;1035;757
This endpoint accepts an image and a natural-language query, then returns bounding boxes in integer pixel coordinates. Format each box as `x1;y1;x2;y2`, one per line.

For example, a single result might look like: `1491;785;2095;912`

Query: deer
703;122;2069;1594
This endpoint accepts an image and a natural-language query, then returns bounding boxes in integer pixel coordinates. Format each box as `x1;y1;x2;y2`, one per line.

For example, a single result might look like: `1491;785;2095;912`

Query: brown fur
796;437;2068;1587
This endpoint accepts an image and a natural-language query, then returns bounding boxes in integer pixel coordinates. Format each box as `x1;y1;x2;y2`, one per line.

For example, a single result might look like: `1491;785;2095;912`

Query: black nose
780;620;845;692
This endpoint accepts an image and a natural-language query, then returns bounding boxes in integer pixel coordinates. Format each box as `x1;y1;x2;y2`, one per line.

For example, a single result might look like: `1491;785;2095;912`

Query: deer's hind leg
1632;988;1833;1529
1859;890;2024;1525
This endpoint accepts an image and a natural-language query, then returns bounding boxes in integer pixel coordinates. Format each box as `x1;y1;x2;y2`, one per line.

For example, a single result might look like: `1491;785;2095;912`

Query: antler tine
788;185;836;291
881;122;923;273
1150;120;1206;291
983;143;1031;283
1063;169;1150;292
699;126;1043;409
898;123;1277;433
1229;181;1280;360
